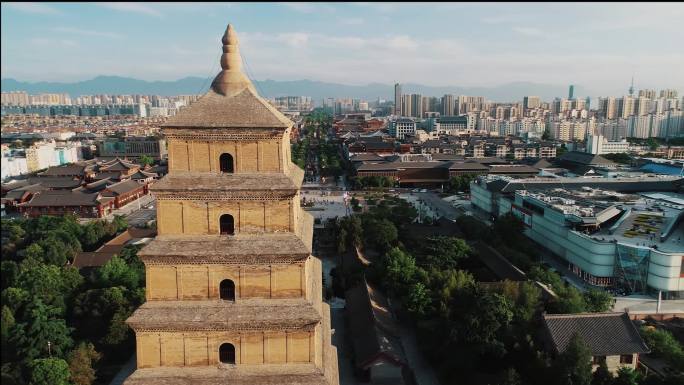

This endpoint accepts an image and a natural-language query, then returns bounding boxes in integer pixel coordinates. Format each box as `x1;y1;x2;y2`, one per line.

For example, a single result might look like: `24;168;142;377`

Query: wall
167;137;285;174
146;262;306;301
136;330;315;368
156;198;296;235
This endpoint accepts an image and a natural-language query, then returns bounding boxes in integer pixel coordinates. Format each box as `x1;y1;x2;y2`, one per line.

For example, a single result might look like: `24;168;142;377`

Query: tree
363;218;398;252
68;342;101;385
499;367;521;385
592;359;613;385
447;287;513;355
421;236;470;269
97;256;143;289
1;306;15;362
583;289;613;312
554;333;593;385
405;282;431;318
640;326;684;369
24;243;45;262
614;367;640;385
28;358;71;385
381;248;417;296
10;299;73;362
139;155;154;167
542;127;552;140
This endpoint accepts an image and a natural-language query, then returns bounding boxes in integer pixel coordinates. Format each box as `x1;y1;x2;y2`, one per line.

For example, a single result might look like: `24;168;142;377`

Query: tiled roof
40;164;87;177
543;312;649;356
124;366;331;385
559;151;616;166
21;190;111;207
126;299;321;331
345;278;406;369
103;180;144;196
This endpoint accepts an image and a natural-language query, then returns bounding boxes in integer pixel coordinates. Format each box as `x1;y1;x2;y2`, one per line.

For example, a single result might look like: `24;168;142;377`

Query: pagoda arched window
219;343;236;364
219;153;234;173
219;279;235;301
220;214;234;235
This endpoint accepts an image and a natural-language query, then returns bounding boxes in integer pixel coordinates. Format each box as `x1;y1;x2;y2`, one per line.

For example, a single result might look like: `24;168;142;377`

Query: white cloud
3;2;61;15
512;27;542;36
52;27;123;39
99;3;163;17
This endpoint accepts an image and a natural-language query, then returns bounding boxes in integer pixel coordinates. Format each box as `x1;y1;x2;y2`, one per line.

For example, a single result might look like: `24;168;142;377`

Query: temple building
123;24;339;385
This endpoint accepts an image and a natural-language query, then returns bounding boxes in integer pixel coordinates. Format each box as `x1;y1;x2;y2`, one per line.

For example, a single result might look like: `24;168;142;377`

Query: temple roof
138;233;310;263
162;25;292;130
126;299;321;331
124;365;329;385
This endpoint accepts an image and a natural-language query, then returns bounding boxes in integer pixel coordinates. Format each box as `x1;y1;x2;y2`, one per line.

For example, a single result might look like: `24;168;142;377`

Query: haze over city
2;2;684;97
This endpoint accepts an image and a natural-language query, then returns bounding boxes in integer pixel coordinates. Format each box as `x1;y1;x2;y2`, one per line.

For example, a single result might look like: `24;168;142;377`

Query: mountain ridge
1;76;594;102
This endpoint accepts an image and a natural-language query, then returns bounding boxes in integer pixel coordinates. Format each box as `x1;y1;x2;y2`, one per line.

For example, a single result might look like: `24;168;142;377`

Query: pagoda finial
211;23;254;96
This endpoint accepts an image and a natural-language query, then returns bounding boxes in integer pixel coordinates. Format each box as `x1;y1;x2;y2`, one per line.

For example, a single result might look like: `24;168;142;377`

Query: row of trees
328;194;654;384
1;215;144;385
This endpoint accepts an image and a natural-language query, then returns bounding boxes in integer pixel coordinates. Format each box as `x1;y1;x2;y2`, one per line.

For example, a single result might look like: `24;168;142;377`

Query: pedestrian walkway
397;323;442;385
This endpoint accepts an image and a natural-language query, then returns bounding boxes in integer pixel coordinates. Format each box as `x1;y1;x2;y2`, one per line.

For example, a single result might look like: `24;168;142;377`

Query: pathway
108;354;136;385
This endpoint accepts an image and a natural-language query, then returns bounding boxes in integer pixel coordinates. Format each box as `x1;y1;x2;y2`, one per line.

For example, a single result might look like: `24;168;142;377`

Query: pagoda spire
211;24;254;96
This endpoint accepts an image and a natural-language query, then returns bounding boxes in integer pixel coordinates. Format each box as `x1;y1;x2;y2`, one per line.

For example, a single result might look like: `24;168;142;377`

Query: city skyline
2;2;684;97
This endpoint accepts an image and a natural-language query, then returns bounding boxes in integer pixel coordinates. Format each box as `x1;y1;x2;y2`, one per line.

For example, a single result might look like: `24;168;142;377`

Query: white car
420;189;427;193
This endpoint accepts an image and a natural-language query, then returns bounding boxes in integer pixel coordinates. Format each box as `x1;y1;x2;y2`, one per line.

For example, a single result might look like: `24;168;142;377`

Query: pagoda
124;24;339;385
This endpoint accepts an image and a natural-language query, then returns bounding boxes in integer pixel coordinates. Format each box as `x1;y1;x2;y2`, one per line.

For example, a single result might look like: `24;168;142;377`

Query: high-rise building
568;85;574;99
394;83;401;115
598;97;617;119
638;89;656;99
523;96;541;111
1;91;30;106
442;94;457;116
660;89;678;99
123;24;338;385
617;96;636;118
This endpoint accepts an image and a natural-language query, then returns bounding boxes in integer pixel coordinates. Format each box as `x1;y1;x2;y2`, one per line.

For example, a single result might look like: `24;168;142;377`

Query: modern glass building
471;175;684;299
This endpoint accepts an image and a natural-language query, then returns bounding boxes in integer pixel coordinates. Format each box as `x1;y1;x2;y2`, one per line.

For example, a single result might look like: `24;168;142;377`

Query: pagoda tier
139;233;312;264
127;299;321;331
124;366;331;385
149;171;303;198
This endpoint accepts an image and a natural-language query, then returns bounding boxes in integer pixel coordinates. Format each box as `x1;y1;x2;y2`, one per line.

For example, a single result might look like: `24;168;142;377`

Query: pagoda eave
124;365;329;385
126;300;321;332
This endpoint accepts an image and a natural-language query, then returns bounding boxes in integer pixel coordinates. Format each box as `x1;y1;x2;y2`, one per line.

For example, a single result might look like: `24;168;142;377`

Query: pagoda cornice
163;127;286;141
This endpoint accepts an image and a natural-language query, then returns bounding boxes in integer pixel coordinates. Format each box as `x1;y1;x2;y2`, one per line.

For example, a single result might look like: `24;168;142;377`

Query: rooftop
127;299;321;331
162;25;292;129
138;233;311;263
542;312;649;356
124;365;330;385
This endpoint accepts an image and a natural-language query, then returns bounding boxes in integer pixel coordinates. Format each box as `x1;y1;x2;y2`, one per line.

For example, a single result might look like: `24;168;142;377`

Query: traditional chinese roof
126;299;321;331
102;179;144;196
162;25;292;130
345;278;406;369
20;190;113;207
138;233;310;264
99;157;140;172
124;365;330;385
542;312;649;356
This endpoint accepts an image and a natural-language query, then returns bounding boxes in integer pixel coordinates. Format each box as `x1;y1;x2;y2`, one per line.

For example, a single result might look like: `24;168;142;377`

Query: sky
2;2;684;96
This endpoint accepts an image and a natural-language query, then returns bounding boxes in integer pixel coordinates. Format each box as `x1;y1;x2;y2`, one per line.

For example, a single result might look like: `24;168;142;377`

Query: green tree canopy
28;358;71;385
420;236;470;270
554;333;593;385
10;299;73;362
68;342;102;385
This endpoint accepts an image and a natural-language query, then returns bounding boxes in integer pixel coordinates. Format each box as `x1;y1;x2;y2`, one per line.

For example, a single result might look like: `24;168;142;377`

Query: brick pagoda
123;24;339;385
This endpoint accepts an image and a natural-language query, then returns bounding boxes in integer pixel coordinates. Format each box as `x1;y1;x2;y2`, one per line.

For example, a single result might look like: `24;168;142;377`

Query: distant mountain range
1;76;592;102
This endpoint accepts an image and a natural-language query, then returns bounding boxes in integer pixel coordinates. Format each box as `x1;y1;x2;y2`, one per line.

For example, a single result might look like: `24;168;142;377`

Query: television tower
629;76;635;96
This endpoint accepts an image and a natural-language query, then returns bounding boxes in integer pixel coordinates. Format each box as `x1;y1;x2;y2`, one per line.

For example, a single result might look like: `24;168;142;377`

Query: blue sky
2;2;684;95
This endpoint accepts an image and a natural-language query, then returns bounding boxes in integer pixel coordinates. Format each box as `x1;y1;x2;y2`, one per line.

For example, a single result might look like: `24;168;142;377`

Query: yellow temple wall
145;262;307;301
167;137;286;173
156;198;295;235
135;330;316;368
